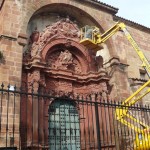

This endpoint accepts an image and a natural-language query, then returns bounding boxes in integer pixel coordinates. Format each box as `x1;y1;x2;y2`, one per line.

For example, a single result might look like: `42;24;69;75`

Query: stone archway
20;1;117;58
21;14;110;149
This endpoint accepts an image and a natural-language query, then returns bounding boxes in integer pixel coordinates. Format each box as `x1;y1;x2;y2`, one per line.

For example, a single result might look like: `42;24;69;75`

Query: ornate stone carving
27;70;46;93
30;28;40;43
46;50;81;73
28;17;80;59
58;79;72;93
56;50;73;69
46;79;72;94
73;81;109;95
24;16;110;98
29;28;41;58
30;42;40;57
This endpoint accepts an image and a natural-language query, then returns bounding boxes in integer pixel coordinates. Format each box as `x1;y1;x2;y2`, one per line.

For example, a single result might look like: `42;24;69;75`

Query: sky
99;0;150;28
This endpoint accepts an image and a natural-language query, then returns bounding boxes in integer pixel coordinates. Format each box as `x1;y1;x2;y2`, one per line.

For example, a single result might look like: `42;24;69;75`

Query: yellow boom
80;22;150;150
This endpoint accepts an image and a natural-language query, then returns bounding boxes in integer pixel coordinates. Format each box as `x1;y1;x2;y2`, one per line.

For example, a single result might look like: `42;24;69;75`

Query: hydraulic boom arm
96;22;150;77
100;22;150;133
80;22;150;133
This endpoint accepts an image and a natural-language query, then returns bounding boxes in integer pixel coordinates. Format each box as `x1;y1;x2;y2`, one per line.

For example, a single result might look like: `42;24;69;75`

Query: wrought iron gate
0;84;150;149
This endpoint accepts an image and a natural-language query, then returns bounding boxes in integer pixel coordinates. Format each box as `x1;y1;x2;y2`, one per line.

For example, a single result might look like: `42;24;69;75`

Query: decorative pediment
40;18;80;43
28;17;80;59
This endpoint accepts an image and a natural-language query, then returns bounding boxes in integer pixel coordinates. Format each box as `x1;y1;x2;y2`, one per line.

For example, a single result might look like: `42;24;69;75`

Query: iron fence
0;84;150;149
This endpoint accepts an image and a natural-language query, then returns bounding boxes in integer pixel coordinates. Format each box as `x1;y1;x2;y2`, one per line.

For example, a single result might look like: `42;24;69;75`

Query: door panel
48;100;80;150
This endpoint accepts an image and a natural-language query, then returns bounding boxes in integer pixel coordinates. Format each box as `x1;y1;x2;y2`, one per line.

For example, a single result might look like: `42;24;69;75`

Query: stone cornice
46;68;109;83
23;62;109;83
0;34;17;41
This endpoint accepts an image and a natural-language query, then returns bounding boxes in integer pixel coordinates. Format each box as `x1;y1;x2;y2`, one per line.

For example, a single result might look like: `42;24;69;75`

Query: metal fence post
95;102;101;150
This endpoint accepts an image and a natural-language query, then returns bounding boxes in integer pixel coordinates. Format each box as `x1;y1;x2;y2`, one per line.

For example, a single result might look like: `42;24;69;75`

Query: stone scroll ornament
29;17;80;59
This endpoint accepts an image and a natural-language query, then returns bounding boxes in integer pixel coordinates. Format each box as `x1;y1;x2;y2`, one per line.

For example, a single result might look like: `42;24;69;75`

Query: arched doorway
48;99;80;150
21;4;110;149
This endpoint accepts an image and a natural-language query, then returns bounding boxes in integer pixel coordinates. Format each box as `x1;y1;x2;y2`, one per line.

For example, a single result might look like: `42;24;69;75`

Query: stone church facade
0;0;150;149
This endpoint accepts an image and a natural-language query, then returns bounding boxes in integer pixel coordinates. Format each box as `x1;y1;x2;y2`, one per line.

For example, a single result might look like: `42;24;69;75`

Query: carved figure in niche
30;27;39;43
46;50;81;73
56;50;73;69
30;42;39;57
61;50;73;64
41;25;58;43
29;28;41;58
28;70;46;93
28;70;40;93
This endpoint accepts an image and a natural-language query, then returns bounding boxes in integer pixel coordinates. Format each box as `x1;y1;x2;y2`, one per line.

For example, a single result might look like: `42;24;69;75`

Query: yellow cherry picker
80;22;150;150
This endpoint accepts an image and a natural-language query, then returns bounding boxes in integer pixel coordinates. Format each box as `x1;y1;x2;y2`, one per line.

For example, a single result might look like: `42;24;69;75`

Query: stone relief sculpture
27;17;80;60
57;50;73;68
24;16;108;96
29;28;40;58
30;42;40;57
30;28;39;43
27;70;46;93
46;50;81;73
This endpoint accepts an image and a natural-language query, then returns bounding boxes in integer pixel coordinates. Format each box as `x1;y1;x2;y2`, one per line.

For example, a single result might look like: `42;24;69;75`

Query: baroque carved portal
24;16;108;94
22;16;111;149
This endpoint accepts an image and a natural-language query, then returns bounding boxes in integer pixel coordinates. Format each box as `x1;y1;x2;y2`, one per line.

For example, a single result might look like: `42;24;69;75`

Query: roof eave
77;0;118;15
114;16;150;33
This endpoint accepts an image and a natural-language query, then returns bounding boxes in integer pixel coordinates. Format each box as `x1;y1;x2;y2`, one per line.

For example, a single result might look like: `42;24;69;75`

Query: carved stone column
27;70;46;147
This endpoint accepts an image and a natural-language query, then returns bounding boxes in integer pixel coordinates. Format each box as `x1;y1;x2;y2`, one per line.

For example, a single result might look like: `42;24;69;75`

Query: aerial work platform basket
80;25;103;51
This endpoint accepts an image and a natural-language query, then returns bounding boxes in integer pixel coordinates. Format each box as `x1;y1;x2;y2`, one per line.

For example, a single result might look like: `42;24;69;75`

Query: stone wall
0;0;24;85
0;0;150;149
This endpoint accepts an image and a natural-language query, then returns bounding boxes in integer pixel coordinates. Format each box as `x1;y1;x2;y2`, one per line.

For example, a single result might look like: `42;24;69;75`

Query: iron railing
0;84;150;150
